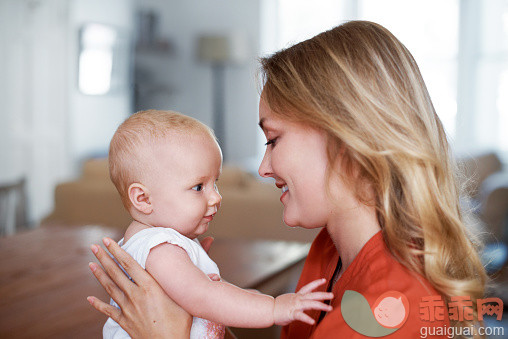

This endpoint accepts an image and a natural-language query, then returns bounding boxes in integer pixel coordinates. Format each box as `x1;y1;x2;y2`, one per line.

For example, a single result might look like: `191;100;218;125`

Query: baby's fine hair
109;109;216;210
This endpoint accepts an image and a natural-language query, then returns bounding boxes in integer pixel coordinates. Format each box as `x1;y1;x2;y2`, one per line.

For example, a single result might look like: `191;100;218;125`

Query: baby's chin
187;223;210;239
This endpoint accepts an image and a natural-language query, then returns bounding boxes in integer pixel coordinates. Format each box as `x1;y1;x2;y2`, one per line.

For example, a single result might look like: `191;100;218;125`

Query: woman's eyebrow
258;118;266;130
258;118;276;131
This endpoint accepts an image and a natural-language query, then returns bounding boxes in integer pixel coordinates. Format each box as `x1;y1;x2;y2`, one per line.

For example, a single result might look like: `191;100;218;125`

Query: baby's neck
123;220;154;243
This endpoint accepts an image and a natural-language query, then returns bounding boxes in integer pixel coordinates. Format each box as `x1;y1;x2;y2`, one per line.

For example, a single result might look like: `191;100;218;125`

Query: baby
103;110;333;338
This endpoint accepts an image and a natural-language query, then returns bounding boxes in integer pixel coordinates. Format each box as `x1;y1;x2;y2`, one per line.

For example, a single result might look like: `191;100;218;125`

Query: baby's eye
214;182;219;192
192;184;203;191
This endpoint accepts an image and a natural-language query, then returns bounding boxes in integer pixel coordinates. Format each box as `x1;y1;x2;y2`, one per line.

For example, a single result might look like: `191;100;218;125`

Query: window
268;0;508;161
358;0;459;139
474;0;508;156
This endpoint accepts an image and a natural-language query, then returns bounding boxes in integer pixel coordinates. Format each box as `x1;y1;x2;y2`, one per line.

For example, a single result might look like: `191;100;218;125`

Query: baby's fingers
297;278;327;294
294;311;316;325
302;291;334;301
301;300;333;313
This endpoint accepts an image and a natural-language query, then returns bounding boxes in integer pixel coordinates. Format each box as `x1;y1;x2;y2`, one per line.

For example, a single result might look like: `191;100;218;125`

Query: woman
88;21;486;338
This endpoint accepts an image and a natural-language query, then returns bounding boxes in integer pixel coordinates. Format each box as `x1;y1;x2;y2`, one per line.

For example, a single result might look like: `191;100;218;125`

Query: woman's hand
87;237;192;338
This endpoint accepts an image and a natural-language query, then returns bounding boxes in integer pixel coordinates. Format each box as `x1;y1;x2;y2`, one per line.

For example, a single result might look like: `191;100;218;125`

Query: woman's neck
326;201;381;274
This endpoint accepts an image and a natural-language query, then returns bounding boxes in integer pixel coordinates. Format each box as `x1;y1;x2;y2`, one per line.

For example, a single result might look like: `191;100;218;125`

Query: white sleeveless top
102;227;225;339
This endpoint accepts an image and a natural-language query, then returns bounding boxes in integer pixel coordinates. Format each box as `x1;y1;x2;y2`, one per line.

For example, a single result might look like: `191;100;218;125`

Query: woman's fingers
87;295;122;322
89;239;193;338
91;243;133;291
88;261;127;307
100;238;152;287
207;273;221;281
297;278;327;294
200;236;214;253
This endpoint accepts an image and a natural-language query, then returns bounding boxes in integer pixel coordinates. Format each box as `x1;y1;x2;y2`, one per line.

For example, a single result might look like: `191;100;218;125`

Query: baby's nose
209;190;222;207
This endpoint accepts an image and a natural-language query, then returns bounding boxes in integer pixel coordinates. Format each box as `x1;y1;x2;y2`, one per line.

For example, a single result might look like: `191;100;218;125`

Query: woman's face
258;98;337;228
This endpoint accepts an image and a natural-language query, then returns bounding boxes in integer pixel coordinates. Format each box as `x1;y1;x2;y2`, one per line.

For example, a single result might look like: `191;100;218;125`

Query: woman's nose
258;150;273;178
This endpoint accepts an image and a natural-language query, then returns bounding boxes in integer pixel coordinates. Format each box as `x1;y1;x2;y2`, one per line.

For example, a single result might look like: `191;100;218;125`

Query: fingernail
89;262;97;272
90;244;98;254
103;238;110;246
87;296;94;305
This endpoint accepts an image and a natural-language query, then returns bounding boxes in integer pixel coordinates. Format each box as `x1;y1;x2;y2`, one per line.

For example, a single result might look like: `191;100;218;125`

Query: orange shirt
282;228;449;338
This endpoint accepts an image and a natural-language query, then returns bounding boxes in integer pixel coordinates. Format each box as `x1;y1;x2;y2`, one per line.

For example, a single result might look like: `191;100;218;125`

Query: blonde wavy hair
109;109;216;210
260;21;487;333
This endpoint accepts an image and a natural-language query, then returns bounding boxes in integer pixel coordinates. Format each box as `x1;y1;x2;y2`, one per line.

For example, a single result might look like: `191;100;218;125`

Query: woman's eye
192;184;203;191
265;138;277;147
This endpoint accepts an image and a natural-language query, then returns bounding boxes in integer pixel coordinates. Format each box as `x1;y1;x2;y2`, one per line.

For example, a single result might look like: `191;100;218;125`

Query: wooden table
0;225;310;338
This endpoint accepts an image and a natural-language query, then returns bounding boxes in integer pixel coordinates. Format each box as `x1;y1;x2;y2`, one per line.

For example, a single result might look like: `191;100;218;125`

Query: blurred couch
43;152;508;243
457;151;508;299
458;152;508;244
42;158;320;242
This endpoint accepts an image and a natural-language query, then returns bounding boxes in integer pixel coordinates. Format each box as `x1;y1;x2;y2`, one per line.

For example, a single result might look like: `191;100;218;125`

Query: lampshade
197;33;248;64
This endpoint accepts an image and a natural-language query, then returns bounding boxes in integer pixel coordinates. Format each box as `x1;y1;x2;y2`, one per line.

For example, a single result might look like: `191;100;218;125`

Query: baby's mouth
204;213;216;222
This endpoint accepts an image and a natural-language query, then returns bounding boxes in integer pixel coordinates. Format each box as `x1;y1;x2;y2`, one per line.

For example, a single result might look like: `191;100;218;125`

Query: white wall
0;0;261;224
0;0;71;223
69;0;135;167
0;0;134;224
134;0;262;167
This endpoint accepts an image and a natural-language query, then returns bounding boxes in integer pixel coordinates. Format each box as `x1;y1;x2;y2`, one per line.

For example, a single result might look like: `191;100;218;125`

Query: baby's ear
128;183;153;214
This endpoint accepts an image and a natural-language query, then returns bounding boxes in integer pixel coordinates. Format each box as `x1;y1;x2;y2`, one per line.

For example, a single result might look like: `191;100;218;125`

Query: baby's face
143;132;222;238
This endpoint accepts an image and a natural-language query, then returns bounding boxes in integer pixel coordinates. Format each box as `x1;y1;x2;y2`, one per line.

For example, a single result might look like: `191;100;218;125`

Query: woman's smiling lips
276;182;289;202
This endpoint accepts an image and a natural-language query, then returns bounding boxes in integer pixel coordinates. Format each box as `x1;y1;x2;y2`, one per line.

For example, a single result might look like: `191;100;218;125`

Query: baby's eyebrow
193;176;207;183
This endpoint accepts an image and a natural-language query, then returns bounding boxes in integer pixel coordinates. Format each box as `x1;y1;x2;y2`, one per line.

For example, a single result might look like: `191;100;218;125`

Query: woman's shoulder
338;231;434;295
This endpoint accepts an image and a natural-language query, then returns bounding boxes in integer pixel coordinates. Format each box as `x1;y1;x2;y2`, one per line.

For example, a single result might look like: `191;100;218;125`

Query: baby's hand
273;278;333;326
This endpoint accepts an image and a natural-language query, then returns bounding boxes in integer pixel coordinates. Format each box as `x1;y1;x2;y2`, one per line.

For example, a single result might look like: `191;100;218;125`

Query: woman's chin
283;213;325;229
283;213;303;228
282;214;298;227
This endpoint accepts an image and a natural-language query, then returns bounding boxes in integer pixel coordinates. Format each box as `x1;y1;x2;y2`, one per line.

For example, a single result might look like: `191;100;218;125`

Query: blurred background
0;0;507;228
1;1;508;337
